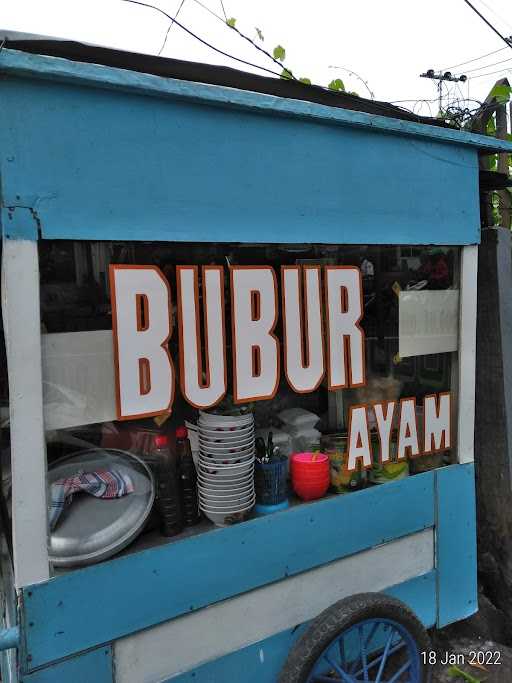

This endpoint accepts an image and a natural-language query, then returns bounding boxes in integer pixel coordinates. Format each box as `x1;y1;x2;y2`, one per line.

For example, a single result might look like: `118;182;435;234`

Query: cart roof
1;32;512;155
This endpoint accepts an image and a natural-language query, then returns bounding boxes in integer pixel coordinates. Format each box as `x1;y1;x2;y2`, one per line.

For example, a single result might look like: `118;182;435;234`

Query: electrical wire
391;97;444;104
443;45;508;71
189;0;298;79
464;54;512;73
470;66;512;77
192;0;225;24
219;0;227;22
121;0;285;77
328;65;375;99
158;0;187;55
475;0;512;32
461;0;512;49
120;0;437;123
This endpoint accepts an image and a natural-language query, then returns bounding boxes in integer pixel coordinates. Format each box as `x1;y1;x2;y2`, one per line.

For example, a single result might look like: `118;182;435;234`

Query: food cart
0;38;510;683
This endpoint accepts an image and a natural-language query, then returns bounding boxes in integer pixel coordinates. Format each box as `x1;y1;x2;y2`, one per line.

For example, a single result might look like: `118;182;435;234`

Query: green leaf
447;665;481;683
328;78;345;92
490;83;512;103
273;45;286;61
226;17;236;28
299;77;311;85
255;27;264;41
280;68;293;80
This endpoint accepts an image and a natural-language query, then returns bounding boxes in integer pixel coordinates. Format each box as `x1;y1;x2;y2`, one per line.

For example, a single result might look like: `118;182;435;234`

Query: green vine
225;16;357;94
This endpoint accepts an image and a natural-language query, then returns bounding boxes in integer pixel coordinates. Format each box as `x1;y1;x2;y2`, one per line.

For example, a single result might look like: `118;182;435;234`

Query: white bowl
199;446;254;457
200;454;254;467
199;418;254;430
198;459;254;472
201;453;254;464
200;493;255;509
200;501;254;527
198;468;254;481
200;445;254;459
198;481;254;496
198;425;254;439
197;473;254;488
199;411;253;425
200;495;255;512
199;491;254;507
198;434;255;449
198;462;254;474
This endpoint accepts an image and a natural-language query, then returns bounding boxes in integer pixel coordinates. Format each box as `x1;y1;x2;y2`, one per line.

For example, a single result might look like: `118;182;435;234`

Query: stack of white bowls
197;411;255;526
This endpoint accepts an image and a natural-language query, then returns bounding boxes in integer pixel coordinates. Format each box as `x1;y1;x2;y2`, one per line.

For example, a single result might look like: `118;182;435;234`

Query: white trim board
457;245;478;464
1;239;49;587
114;529;434;683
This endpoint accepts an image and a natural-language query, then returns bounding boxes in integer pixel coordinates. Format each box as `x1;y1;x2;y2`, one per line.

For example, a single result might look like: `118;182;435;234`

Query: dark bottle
153;434;184;537
176;426;201;526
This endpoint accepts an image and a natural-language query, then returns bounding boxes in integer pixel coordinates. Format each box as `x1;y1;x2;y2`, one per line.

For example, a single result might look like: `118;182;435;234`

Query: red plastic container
293;474;330;485
291;452;330;501
293;482;329;501
291;452;329;466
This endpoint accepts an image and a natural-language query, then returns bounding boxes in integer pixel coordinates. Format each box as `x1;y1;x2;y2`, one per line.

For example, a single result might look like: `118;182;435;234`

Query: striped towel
50;469;134;530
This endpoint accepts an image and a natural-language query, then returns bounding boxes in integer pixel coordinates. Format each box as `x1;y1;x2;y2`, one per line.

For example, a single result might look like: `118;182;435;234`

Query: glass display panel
38;241;459;571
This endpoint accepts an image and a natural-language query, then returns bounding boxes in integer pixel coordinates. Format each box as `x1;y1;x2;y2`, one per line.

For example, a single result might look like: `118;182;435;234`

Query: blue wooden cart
0;39;510;683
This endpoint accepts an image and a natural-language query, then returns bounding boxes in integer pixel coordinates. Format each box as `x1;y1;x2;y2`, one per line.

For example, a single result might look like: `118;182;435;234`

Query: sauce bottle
153;434;184;537
176;426;201;526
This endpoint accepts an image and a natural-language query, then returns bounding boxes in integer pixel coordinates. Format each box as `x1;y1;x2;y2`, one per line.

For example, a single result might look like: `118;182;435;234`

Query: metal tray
48;448;155;568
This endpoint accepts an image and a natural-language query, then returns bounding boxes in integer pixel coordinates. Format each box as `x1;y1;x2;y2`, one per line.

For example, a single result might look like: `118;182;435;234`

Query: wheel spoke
364;621;381;651
306;614;420;683
359;625;369;682
375;631;394;683
387;658;411;683
353;641;406;677
324;653;358;683
339;635;347;670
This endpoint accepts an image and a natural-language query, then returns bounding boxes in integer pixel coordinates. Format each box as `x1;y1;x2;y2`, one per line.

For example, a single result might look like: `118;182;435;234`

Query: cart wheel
279;593;431;683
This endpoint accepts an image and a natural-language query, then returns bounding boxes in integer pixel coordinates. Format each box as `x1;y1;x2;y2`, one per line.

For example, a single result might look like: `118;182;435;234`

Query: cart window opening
37;240;460;574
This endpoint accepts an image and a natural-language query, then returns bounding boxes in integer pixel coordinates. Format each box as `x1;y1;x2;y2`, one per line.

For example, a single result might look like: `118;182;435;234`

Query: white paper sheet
399;290;459;358
42;330;116;430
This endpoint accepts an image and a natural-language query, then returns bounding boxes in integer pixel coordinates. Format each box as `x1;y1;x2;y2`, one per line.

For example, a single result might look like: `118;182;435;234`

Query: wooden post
475;227;512;613
496;103;511;228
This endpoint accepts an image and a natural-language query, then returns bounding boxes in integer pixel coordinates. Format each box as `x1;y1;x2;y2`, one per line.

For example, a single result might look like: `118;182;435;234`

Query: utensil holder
255;456;288;505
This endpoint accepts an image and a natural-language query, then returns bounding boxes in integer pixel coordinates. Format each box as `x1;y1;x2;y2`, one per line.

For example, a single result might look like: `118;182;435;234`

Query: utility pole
420;69;468;113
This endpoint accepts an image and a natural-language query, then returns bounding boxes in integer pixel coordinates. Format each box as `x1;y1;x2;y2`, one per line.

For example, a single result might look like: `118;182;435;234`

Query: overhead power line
476;0;512;32
121;0;284;78
471;66;512;78
158;0;187;55
121;0;427;122
443;45;508;71
464;55;512;73
461;0;512;49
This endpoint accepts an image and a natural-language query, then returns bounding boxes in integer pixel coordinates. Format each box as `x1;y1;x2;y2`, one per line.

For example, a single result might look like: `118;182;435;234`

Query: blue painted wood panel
0;64;481;245
166;571;436;682
21;472;434;670
1;207;39;241
20;646;112;682
3;49;511;154
435;463;478;627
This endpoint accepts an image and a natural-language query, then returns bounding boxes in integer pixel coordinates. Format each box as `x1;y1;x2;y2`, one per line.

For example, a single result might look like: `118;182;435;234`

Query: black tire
279;592;432;683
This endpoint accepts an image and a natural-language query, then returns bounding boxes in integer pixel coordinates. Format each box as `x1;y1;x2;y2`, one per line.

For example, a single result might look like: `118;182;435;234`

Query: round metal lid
48;448;155;568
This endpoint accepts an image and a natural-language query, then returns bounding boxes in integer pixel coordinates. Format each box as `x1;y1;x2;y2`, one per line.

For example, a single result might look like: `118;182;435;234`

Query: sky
3;0;512;117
